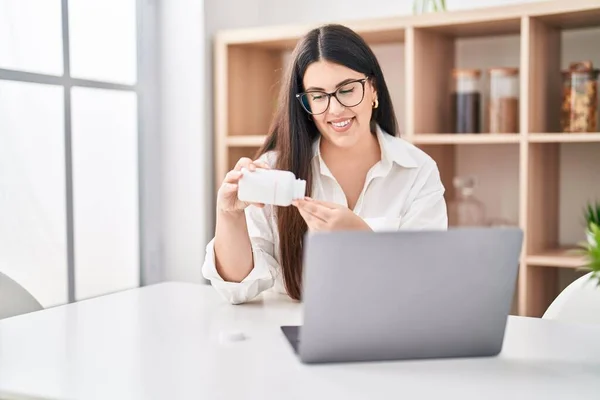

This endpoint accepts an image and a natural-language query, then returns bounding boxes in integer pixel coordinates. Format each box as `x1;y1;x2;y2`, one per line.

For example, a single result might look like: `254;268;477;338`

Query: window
0;81;67;307
0;0;155;305
71;88;139;300
0;0;64;75
68;0;137;84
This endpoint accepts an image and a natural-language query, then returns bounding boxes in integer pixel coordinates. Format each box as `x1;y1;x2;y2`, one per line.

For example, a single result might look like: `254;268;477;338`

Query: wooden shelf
528;133;600;143
215;0;600;48
412;134;521;145
215;19;406;50
227;135;267;147
526;248;588;269
214;0;600;318
415;17;521;38
535;6;600;30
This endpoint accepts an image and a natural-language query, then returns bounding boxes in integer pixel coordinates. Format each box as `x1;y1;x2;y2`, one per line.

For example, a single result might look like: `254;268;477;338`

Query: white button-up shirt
202;126;448;304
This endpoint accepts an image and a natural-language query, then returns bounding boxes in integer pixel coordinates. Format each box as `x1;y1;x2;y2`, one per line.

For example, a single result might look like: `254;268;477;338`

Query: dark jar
451;68;481;134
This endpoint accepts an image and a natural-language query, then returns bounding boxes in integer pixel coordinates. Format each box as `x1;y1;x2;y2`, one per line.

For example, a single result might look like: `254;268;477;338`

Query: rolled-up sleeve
399;160;448;230
201;204;280;305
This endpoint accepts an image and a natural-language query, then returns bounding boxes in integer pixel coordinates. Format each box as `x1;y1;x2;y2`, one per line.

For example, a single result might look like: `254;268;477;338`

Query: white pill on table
219;330;246;343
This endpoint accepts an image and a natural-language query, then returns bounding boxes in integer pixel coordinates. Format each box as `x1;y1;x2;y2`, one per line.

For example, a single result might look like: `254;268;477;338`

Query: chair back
543;272;600;324
0;272;43;320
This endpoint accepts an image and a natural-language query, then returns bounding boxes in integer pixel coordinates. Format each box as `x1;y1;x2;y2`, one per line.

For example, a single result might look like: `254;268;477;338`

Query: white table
0;282;599;400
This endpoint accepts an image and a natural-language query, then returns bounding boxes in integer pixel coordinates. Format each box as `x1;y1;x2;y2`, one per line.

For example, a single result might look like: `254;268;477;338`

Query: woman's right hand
217;157;270;214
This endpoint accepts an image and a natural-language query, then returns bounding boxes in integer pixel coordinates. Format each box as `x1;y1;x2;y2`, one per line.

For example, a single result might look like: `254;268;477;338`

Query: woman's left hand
292;197;372;232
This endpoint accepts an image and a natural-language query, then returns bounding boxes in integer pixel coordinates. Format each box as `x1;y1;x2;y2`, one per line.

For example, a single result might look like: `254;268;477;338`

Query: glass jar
447;176;486;227
488;67;519;133
451;69;481;134
561;61;599;133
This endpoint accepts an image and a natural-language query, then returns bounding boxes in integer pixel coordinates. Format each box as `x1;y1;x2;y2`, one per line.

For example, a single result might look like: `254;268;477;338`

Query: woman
202;24;447;304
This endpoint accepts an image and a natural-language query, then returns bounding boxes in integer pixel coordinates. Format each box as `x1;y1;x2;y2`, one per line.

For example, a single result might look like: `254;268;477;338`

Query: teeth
331;119;351;128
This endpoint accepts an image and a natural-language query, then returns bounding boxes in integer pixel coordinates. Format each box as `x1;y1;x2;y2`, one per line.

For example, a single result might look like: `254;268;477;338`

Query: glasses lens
298;80;365;114
301;92;329;115
336;81;364;108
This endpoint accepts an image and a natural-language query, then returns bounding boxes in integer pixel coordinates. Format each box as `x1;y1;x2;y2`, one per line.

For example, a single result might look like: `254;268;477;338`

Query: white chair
543;272;600;324
0;272;43;320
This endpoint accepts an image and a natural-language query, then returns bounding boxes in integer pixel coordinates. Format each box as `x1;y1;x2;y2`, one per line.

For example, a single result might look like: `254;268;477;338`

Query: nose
328;95;345;115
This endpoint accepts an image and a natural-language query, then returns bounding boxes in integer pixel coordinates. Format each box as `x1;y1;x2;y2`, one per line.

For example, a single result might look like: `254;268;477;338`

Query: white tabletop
0;282;599;400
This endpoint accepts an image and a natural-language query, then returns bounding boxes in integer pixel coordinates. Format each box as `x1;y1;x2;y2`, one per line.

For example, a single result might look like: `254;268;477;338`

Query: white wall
260;0;543;25
159;0;207;283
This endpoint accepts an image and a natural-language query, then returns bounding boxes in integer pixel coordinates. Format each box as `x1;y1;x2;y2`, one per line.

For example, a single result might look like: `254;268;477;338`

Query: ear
369;84;378;103
368;76;378;94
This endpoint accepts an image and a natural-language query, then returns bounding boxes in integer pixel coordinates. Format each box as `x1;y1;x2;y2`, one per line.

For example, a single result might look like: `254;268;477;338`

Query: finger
296;206;316;226
252;160;270;169
224;170;243;183
299;209;325;231
234;157;254;171
312;220;326;231
297;200;331;222
220;182;238;193
299;208;327;229
304;197;339;209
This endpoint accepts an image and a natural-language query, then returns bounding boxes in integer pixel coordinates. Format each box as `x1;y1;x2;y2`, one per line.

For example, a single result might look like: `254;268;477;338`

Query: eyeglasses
296;78;368;115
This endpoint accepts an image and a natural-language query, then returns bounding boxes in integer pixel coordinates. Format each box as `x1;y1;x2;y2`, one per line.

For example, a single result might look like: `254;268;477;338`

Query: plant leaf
583;200;600;226
582;222;600;286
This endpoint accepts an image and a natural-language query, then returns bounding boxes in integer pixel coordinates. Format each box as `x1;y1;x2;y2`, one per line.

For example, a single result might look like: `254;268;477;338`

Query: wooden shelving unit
528;133;600;143
411;134;521;145
226;135;268;147
526;248;587;269
213;0;600;317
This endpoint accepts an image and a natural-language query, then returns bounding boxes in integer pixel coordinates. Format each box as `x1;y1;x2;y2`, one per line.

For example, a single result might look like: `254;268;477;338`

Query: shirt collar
311;124;418;170
374;124;419;169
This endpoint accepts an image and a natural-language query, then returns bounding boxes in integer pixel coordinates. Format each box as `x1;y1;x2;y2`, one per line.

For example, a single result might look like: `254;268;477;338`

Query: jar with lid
561;61;599;133
447;176;486;227
488;67;519;133
451;69;481;134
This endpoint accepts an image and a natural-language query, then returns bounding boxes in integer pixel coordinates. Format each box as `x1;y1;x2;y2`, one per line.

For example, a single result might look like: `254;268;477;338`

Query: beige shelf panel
215;0;600;47
534;6;600;30
528;133;600;143
526;248;588;269
216;20;406;50
415;17;521;37
227;135;267;147
412;134;521;145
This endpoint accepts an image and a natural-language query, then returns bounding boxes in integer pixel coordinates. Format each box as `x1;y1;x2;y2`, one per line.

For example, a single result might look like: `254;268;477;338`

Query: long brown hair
257;24;399;300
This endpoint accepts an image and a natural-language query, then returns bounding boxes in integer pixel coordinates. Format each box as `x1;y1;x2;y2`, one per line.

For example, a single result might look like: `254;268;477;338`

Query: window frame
0;0;160;303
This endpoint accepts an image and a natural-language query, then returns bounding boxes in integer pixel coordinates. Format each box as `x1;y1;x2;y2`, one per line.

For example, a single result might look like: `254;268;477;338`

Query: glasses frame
295;77;369;115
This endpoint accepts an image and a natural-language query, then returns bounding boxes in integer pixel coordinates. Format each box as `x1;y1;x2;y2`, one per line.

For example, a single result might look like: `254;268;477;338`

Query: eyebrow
305;78;359;92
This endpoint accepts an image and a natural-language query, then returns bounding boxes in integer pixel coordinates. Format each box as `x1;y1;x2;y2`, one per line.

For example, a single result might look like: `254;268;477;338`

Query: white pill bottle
238;168;306;207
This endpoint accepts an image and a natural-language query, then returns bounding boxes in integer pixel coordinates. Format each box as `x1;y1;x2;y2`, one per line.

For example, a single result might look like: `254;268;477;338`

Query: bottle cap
488;67;519;76
294;179;307;200
452;68;481;78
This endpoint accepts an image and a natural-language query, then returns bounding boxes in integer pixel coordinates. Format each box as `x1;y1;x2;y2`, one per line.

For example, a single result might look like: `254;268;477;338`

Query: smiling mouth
330;118;352;128
327;117;355;133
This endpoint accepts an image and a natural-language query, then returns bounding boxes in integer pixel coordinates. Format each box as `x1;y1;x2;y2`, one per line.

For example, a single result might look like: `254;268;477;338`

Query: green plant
413;0;446;14
583;200;600;228
579;222;600;287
